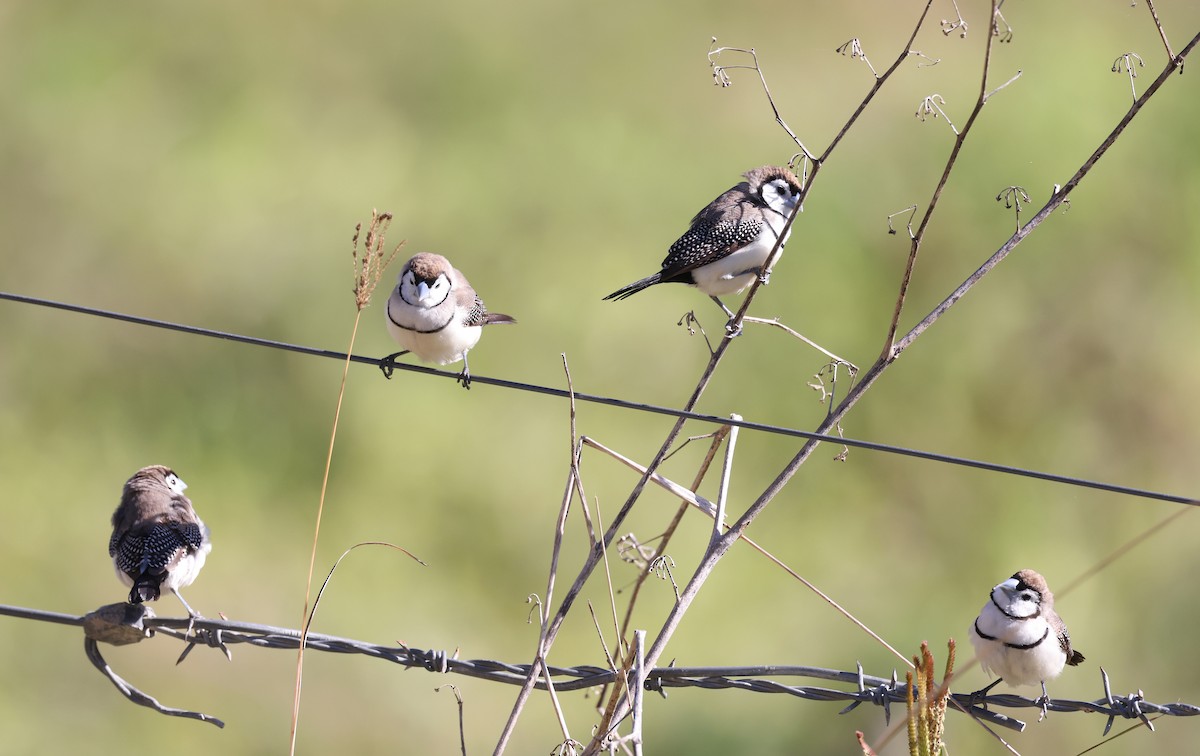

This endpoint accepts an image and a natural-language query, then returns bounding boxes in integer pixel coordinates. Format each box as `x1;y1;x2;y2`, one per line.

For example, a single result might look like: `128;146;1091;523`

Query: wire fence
0;291;1194;508
4;602;1195;737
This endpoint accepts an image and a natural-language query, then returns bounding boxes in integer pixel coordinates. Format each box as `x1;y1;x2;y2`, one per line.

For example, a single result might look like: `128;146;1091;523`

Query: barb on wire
0;291;1193;508
6;603;1200;736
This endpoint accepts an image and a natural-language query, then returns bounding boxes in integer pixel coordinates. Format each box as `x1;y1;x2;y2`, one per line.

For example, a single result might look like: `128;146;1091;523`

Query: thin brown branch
497;359;585;746
594;17;1200;744
882;0;1004;357
722;0;937;343
709;40;814;160
1145;0;1175;60
591;429;728;737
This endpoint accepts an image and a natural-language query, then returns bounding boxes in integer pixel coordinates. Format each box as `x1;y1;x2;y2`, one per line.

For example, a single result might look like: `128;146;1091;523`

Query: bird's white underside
968;595;1067;687
689;222;791;297
387;283;482;365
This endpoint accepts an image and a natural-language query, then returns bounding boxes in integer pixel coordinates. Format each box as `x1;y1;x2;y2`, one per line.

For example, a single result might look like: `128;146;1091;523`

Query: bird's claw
1036;681;1051;721
379;351;410;380
724;320;743;339
966;678;1003;712
456;371;472;390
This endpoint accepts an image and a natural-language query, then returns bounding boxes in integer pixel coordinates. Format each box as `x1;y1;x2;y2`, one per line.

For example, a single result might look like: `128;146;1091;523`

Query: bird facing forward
603;165;804;322
109;465;211;618
968;569;1084;714
382;252;515;389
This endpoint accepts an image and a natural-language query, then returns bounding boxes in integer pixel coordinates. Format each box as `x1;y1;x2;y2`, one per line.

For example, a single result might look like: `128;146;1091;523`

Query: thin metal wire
5;603;1199;735
1;291;1195;507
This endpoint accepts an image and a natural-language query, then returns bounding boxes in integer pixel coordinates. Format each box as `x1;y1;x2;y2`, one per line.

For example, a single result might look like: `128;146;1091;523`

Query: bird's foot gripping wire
1035;680;1051;722
966;677;1004;712
379;350;411;380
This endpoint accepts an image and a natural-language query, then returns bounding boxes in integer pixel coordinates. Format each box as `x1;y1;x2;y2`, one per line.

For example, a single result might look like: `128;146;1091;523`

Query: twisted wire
4;603;1198;735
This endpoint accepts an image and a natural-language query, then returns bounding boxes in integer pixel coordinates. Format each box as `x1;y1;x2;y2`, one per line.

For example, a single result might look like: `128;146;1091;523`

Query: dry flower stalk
351;210;405;310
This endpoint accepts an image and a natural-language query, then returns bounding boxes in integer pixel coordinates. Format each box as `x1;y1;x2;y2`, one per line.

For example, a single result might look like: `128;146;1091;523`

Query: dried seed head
351;209;405;311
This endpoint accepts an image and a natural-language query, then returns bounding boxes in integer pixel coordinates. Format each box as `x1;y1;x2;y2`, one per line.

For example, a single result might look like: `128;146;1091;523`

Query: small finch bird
603;165;804;322
968;569;1084;717
109;465;211;618
382;252;516;389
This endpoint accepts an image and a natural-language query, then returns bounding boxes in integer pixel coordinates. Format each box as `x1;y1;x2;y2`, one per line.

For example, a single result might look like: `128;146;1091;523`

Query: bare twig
741;316;858;370
1112;52;1147;101
887;206;918;238
835;38;879;77
435;684;468;756
595;10;1200;745
710;414;739;549
630;630;646;756
915;94;958;133
577;436;911;668
883;3;1006;355
996;185;1032;232
941;0;968;38
708;39;815;160
1144;0;1176;60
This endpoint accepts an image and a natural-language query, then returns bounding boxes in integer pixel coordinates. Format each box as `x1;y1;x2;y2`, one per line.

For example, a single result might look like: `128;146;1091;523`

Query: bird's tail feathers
485;313;517;325
603;273;662;302
129;576;161;604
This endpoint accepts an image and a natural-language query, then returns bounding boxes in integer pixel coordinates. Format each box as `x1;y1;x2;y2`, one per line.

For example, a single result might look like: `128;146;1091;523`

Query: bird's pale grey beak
996;577;1019;594
417;281;431;301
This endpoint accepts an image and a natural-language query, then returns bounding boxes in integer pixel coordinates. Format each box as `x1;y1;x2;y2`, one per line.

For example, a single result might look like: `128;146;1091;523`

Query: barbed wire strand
1;291;1194;508
10;602;1199;737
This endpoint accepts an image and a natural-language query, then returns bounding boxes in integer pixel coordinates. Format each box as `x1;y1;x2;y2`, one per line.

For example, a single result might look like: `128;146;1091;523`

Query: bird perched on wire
603;165;804;327
382;252;516;389
109;465;211;620
968;569;1085;718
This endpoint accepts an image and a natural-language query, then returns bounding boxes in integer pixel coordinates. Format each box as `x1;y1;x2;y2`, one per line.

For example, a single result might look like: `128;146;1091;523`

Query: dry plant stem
894;26;1199;359
569;11;939;753
494;328;740;754
593;430;728;733
581;435;910;668
1145;0;1175;60
1059;507;1192;598
630;630;646;756
289;310;362;756
882;0;1003;356
596;21;1200;743
723;0;936;345
743;316;857;370
710;414;739;549
292;214;402;755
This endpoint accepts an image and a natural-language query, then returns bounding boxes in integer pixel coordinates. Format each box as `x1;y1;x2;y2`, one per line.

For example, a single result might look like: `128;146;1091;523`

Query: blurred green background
1;1;1198;753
